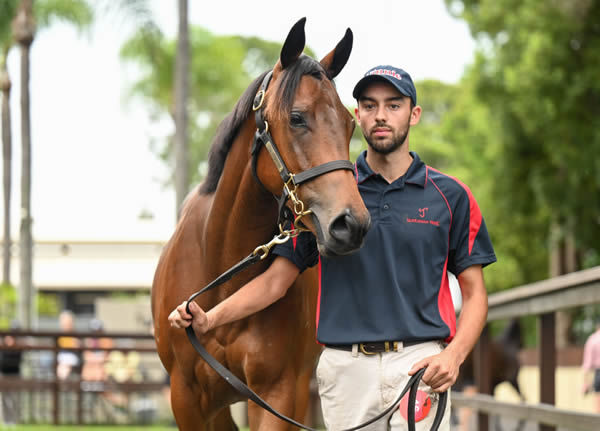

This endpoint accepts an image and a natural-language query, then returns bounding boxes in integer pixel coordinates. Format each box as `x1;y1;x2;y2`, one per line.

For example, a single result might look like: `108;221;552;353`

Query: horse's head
254;18;370;257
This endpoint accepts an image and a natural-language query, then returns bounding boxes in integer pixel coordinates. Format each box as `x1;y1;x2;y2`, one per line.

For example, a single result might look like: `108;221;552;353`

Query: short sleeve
448;187;496;275
272;230;319;273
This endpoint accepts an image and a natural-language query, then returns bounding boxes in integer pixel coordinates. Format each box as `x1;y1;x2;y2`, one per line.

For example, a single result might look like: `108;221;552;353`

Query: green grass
0;425;251;431
0;427;179;431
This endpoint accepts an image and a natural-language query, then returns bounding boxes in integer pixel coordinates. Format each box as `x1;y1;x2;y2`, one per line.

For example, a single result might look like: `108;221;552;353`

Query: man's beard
363;123;409;155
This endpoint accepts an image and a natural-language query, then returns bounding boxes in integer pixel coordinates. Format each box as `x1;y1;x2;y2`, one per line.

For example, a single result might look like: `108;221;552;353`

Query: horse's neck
207;119;278;250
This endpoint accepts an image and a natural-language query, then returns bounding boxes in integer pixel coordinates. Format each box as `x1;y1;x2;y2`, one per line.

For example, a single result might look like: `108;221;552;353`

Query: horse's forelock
272;55;326;119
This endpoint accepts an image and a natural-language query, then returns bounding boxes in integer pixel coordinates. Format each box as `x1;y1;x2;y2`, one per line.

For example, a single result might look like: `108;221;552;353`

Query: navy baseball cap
352;65;417;105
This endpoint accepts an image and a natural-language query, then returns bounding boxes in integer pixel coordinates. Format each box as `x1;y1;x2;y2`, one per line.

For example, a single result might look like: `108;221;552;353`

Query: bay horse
152;18;371;431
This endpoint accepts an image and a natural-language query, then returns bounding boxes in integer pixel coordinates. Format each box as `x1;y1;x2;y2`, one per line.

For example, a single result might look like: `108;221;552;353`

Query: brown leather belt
326;340;424;355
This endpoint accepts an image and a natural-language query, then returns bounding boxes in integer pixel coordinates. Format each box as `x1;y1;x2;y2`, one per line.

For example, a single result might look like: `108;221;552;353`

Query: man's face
355;81;420;154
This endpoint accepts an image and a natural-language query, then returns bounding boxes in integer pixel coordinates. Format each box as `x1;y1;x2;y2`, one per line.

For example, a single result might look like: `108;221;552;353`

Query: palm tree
10;0;92;328
12;0;35;328
2;0;154;327
1;50;13;286
121;27;283;191
173;0;189;219
1;0;19;287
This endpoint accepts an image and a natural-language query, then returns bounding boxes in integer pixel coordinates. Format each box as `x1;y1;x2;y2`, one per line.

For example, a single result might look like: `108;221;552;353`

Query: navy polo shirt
273;151;496;345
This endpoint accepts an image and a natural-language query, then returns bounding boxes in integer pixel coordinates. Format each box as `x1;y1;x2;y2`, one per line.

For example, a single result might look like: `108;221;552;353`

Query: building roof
7;240;165;291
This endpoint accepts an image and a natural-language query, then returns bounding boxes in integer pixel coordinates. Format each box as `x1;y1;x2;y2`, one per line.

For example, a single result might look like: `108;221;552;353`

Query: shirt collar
355;150;427;187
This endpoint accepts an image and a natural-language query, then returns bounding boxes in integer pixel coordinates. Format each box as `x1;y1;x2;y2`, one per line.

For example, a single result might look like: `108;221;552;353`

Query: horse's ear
280;17;306;69
320;28;353;79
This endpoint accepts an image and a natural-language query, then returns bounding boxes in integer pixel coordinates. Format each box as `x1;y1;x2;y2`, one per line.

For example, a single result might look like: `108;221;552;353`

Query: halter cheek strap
250;71;355;226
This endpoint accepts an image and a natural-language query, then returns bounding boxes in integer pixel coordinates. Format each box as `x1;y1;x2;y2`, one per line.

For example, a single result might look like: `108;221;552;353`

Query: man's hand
408;349;461;393
168;301;211;335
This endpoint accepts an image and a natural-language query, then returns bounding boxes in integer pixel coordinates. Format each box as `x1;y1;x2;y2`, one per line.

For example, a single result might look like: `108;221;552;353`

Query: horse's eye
289;112;307;128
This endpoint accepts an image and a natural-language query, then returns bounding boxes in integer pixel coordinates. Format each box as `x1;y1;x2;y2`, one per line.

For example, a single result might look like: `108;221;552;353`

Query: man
169;65;496;430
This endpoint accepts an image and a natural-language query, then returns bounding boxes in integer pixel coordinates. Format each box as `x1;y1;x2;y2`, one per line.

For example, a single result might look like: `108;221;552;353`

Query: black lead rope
184;247;448;431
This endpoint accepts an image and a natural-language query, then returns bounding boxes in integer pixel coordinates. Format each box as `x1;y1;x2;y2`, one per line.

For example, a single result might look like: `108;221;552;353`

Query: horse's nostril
329;211;362;244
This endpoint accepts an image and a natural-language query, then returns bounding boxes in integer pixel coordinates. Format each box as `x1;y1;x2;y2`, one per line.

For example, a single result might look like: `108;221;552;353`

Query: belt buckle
359;343;377;355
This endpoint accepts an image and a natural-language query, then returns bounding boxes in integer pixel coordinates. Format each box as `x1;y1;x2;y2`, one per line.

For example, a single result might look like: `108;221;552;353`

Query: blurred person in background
82;318;112;382
56;310;81;380
582;318;600;413
0;321;23;425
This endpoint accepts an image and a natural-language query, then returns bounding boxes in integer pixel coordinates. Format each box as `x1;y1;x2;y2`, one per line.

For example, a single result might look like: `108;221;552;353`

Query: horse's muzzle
325;209;371;256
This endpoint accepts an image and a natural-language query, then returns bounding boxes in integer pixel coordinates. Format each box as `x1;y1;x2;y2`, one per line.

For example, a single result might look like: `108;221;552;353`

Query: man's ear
354;107;361;126
410;105;422;126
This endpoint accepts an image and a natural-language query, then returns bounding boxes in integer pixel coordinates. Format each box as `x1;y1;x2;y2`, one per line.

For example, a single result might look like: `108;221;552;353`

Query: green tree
445;0;600;272
121;26;286;187
446;0;600;344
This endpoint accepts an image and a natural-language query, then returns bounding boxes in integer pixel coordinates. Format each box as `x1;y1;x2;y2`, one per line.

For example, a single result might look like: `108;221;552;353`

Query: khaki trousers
316;341;451;431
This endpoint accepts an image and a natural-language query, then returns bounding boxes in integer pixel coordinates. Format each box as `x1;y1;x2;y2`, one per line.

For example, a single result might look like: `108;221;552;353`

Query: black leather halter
250;71;355;227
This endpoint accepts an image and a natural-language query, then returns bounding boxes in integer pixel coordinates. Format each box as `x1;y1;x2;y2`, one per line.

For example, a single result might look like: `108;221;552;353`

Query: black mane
199;55;326;194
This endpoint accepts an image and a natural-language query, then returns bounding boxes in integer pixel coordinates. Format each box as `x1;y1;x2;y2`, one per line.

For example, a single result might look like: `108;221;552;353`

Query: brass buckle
252;90;265;111
359;343;376;355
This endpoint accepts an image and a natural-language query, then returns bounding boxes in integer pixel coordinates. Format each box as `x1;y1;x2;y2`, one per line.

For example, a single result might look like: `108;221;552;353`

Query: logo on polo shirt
407;208;440;227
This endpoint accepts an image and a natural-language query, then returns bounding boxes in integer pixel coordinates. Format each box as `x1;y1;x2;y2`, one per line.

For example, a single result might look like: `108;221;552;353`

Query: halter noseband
250;71;355;231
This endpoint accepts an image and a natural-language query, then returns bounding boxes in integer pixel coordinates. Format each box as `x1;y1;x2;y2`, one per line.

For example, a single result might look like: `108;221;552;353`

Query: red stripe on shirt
438;258;456;342
291;222;297;249
315;256;322;341
429;177;453;227
429;175;456;341
428;167;482;255
461;183;482;255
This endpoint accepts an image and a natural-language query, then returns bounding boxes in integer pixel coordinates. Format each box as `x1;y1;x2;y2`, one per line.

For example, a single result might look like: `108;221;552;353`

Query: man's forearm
206;257;300;331
445;287;488;364
445;266;488;364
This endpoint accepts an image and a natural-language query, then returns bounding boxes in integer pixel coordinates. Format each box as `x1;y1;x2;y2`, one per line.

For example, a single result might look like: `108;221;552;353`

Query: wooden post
540;312;556;431
77;375;83;424
53;336;59;425
475;324;491;431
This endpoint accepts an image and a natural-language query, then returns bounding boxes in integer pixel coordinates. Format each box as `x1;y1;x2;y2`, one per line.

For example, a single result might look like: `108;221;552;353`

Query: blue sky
2;0;475;241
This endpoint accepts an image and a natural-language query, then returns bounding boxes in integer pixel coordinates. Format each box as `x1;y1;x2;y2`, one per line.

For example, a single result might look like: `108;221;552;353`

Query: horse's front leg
247;369;308;431
170;363;239;431
170;364;212;431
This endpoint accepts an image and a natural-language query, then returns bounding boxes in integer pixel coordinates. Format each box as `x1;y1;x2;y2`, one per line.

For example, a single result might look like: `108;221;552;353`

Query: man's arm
169;256;300;334
409;264;488;392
